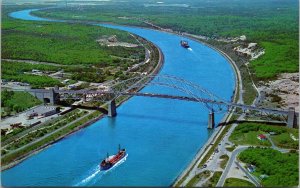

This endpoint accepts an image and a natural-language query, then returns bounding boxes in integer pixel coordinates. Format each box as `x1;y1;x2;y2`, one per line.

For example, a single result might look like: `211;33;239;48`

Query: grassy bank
224;177;255;187
229;122;299;149
2;110;88;153
197;124;232;168
204;171;222;187
1;110;102;168
2;109;79;144
186;170;210;187
230;130;272;147
220;154;229;169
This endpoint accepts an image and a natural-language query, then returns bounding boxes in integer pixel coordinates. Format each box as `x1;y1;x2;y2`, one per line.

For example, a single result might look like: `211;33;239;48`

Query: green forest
1;60;133;88
33;0;299;80
1;90;42;117
239;147;299;186
2;15;144;65
2;61;63;88
2;5;147;88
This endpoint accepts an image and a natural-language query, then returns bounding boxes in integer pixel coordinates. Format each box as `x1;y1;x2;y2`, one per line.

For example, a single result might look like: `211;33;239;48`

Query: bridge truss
55;74;295;126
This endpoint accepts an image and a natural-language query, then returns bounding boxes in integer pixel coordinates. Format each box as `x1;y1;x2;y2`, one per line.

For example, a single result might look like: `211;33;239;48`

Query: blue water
2;9;235;186
9;9;61;22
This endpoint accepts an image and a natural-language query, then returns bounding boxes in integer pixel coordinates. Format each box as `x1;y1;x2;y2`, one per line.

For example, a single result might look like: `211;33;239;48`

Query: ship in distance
180;40;190;48
100;145;127;171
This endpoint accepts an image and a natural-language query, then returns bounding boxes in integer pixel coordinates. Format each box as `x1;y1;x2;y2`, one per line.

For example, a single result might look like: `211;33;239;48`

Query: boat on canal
180;40;190;48
100;145;126;171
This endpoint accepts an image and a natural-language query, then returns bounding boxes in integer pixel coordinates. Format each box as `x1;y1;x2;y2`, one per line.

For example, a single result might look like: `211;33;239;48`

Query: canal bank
171;36;243;187
1;34;164;171
1;111;103;171
97;17;243;186
2;9;235;186
118;16;243;187
96;20;242;187
120;22;244;187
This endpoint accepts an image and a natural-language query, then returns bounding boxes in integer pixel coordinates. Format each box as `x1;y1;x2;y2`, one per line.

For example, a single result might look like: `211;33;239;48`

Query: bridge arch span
106;74;231;112
32;74;296;128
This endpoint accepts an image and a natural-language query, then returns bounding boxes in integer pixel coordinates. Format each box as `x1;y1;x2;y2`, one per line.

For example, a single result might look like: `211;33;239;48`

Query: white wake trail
74;154;128;186
75;165;101;186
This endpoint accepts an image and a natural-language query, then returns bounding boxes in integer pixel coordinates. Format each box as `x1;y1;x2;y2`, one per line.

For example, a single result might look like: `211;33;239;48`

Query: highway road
216;146;248;187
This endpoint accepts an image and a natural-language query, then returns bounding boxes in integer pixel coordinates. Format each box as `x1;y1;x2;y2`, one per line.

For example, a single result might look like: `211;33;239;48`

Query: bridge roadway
54;89;290;115
119;92;289;115
7;88;290;116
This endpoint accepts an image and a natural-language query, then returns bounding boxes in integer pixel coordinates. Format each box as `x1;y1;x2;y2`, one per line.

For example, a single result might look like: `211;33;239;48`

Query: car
202;164;207;168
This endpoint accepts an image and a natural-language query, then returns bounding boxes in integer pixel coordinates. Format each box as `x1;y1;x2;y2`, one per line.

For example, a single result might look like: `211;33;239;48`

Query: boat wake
188;48;193;51
74;154;128;186
74;165;101;186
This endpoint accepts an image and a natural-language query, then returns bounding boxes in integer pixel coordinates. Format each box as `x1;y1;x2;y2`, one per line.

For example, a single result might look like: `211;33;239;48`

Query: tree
1;89;14;106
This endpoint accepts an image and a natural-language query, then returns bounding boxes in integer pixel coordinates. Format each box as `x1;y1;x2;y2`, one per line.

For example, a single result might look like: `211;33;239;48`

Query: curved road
216;146;248;187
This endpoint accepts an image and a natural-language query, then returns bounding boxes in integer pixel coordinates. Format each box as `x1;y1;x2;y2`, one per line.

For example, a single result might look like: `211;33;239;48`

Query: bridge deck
119;92;289;115
10;88;290;116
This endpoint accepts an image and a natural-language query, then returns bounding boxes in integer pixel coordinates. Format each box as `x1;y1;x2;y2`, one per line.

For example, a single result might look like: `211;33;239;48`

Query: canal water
2;9;235;186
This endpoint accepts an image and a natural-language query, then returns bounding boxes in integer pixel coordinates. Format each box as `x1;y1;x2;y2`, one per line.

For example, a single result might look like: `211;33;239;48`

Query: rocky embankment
256;73;299;112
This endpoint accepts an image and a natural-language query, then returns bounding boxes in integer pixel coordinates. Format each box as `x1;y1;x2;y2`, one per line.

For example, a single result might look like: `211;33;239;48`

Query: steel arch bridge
17;74;297;128
53;74;297;128
59;74;227;111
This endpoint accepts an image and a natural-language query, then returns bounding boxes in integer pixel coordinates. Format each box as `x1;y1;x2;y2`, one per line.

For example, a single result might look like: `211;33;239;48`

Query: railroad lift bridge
27;74;298;129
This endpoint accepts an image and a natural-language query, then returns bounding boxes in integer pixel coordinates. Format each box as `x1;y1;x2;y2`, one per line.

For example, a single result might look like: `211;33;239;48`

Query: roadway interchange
177;113;294;187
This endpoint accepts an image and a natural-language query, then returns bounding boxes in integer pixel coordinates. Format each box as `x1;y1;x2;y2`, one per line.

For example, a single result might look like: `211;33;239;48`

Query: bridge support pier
108;100;117;117
208;110;215;129
287;107;296;128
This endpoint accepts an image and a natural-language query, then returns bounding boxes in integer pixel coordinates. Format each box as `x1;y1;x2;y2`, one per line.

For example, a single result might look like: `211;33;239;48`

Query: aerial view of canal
2;9;235;186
